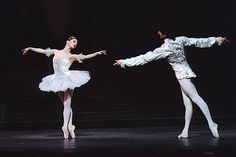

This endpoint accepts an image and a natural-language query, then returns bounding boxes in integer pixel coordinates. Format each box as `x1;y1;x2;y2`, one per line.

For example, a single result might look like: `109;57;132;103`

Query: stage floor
0;125;236;157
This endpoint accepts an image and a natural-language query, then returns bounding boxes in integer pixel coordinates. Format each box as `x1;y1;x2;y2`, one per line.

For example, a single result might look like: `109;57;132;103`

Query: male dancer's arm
114;47;170;68
176;36;229;48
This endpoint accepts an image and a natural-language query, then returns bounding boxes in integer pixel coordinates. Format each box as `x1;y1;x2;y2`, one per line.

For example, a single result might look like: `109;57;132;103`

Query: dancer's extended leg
178;79;219;138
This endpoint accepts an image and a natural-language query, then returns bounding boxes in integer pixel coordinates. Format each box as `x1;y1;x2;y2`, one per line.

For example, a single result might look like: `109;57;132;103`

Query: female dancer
22;36;106;139
114;31;229;138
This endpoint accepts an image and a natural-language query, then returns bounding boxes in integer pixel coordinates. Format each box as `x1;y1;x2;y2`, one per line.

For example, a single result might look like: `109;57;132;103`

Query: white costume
120;36;223;138
36;49;91;139
121;36;222;80
39;50;90;92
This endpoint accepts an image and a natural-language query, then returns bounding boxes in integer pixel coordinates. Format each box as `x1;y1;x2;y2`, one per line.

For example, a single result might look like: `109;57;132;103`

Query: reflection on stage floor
0;125;236;157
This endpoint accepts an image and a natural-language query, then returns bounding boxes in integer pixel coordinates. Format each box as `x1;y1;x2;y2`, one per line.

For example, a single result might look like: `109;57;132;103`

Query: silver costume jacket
121;36;222;80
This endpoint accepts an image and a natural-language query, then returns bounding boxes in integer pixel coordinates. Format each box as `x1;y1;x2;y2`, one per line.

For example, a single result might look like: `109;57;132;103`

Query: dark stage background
0;0;235;129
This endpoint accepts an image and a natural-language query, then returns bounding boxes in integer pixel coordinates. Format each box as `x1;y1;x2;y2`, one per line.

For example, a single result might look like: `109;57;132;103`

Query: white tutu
39;70;90;92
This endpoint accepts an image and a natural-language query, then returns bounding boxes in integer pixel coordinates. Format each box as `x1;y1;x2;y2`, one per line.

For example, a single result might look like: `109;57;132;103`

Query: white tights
178;79;219;138
58;90;74;127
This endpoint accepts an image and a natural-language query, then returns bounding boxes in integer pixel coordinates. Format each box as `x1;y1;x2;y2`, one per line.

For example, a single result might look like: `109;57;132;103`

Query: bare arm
22;47;54;57
75;50;106;62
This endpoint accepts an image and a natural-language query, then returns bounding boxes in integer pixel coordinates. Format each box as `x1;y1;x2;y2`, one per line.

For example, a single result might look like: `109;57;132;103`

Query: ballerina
22;36;106;139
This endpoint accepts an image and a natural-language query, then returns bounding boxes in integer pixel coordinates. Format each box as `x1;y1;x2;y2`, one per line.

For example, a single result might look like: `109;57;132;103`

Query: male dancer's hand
221;37;230;44
113;59;124;66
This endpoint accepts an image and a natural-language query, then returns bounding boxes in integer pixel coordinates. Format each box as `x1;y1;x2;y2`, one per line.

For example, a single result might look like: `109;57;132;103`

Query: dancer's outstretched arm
72;50;106;62
113;47;170;68
177;36;229;48
22;47;55;57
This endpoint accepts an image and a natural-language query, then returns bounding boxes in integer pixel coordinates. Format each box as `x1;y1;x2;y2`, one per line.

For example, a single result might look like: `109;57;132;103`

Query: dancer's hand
96;50;107;55
113;59;124;66
22;47;31;55
221;37;230;44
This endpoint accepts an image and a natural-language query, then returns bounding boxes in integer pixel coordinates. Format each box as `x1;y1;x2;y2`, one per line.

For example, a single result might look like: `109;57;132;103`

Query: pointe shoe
178;133;188;139
209;124;219;138
68;125;76;139
62;126;69;139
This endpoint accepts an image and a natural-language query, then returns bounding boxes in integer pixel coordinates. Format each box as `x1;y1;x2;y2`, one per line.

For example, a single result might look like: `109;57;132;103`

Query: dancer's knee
64;104;71;110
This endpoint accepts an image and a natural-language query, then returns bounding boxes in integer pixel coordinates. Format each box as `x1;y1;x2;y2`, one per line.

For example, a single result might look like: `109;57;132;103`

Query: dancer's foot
178;131;188;139
209;123;219;138
68;125;75;139
62;125;69;139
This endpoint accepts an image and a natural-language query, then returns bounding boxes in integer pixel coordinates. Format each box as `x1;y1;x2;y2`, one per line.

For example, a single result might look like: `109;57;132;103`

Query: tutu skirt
39;70;90;92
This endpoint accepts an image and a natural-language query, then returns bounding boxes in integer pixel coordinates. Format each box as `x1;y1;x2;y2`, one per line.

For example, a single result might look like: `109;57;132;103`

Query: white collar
164;38;173;43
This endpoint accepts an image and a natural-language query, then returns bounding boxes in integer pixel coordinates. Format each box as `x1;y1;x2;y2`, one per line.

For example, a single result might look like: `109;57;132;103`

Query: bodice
52;57;72;75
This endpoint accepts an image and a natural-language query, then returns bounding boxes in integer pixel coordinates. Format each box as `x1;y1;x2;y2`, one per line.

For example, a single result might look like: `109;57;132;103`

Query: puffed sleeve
121;47;171;68
45;48;54;57
176;36;223;48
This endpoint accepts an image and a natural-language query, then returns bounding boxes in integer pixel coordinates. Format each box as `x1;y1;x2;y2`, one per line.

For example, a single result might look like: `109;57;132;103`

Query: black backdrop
0;0;235;129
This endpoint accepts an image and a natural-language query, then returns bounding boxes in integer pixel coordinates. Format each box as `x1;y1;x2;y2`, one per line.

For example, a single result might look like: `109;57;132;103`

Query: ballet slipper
62;125;69;139
68;125;76;139
178;132;189;139
209;124;219;138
